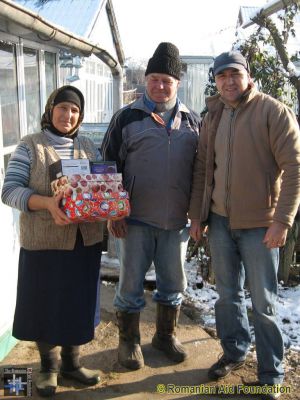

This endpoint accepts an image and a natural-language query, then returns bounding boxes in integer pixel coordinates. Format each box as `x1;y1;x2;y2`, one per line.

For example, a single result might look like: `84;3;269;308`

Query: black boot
60;345;100;386
36;342;58;397
152;304;188;363
116;311;144;370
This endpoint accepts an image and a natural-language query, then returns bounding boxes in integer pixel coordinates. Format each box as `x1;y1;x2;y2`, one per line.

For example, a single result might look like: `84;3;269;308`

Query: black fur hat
145;42;181;80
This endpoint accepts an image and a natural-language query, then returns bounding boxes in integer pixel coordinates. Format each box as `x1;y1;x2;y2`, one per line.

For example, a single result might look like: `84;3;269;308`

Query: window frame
0;33;59;176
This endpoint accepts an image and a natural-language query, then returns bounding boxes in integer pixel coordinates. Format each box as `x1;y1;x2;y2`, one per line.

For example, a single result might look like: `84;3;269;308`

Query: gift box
51;173;130;222
90;161;117;174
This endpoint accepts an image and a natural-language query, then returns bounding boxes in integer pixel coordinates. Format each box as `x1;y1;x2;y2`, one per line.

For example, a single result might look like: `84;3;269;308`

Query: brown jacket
189;87;300;229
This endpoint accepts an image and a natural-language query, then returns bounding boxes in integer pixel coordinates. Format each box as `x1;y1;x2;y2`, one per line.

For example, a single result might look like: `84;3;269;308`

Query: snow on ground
101;253;300;351
184;258;300;351
102;253;120;266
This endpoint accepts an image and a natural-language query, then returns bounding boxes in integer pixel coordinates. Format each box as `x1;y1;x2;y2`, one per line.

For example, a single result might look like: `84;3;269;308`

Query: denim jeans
114;224;189;312
208;212;284;384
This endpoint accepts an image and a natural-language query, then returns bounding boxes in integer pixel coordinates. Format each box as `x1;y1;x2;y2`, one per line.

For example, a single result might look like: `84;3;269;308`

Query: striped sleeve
1;142;35;212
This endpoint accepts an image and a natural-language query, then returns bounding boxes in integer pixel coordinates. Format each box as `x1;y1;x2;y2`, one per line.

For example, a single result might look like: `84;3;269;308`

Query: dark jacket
101;96;200;230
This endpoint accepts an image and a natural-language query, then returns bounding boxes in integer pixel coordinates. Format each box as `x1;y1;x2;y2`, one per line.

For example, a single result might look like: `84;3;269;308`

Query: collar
43;129;74;145
206;85;258;112
132;95;190;114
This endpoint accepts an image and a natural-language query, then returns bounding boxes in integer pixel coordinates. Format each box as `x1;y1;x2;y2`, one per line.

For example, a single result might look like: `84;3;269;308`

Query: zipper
150;106;178;230
225;109;236;218
165;128;171;229
150;114;170;229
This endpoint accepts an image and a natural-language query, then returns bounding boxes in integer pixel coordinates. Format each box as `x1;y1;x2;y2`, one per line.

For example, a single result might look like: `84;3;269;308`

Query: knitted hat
145;42;182;80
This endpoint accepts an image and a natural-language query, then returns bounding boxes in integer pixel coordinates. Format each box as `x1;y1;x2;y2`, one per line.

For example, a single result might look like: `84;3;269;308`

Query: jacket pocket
124;175;135;199
201;183;213;223
266;174;272;208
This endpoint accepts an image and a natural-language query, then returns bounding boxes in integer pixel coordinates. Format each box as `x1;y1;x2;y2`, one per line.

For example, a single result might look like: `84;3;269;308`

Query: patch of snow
101;252;120;268
101;254;300;351
184;259;300;351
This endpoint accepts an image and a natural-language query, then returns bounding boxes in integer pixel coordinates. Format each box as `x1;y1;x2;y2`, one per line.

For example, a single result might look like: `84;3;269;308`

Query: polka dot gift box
51;173;130;222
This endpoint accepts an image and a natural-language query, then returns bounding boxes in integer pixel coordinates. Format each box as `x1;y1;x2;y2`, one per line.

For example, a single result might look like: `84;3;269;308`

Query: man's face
146;73;179;103
215;68;251;107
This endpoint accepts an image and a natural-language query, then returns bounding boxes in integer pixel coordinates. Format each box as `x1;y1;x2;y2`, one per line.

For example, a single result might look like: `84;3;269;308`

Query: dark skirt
13;231;102;346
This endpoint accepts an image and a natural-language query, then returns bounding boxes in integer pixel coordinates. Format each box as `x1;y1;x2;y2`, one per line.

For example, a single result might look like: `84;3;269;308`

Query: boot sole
35;372;57;397
208;361;245;380
60;371;100;385
36;386;57;397
118;355;144;370
152;337;187;363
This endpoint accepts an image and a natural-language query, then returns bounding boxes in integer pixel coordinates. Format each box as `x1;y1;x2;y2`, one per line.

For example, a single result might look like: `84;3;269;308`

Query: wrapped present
51;173;130;222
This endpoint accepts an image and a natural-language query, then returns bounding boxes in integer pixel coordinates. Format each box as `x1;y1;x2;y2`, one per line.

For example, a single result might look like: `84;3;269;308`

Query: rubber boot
36;342;58;397
60;345;100;386
35;372;58;397
116;311;144;370
152;303;188;362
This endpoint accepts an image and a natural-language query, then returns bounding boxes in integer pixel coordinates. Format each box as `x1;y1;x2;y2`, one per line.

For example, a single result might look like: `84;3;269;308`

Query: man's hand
263;221;289;249
190;219;207;242
108;218;127;238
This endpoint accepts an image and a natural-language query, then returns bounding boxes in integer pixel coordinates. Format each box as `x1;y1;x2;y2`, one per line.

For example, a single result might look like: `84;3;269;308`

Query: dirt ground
1;283;299;400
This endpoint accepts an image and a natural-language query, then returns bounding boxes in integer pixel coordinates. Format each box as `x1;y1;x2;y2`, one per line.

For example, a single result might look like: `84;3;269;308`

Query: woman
1;86;104;397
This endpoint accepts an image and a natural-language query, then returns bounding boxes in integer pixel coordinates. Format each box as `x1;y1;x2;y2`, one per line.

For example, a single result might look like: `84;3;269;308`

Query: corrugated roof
13;0;106;38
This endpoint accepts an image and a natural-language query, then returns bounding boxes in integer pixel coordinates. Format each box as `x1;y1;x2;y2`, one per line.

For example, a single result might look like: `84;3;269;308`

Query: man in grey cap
189;50;300;398
101;42;200;370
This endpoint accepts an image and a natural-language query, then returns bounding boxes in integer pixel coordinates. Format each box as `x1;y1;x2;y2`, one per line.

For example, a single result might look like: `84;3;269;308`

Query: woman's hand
28;192;72;226
47;192;72;225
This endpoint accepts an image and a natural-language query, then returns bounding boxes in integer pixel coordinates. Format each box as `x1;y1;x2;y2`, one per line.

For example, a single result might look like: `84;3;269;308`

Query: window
24;47;41;134
90;61;95;75
97;64;103;76
45;51;56;100
4;153;12;172
0;42;20;147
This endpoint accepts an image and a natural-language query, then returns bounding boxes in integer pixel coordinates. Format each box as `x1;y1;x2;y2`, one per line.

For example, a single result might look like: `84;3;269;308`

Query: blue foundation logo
3;367;32;397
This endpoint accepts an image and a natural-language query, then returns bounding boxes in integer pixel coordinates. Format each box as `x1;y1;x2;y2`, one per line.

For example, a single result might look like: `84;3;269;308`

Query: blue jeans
114;224;189;312
208;212;284;384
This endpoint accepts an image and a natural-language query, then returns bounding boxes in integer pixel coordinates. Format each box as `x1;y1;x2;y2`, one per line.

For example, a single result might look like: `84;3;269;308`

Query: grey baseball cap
213;51;249;76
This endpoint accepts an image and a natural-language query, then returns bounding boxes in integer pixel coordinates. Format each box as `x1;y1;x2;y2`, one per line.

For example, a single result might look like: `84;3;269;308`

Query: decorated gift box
51;173;130;222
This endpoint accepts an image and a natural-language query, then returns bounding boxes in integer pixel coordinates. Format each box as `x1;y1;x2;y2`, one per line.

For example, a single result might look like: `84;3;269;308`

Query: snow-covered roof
238;5;262;27
238;1;300;28
237;3;300;56
14;0;106;38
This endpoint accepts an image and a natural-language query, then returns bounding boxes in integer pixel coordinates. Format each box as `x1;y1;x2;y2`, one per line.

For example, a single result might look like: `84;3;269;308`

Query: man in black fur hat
101;42;200;370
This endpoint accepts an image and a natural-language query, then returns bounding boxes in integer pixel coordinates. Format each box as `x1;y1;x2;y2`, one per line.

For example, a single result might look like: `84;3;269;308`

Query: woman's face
51;102;80;134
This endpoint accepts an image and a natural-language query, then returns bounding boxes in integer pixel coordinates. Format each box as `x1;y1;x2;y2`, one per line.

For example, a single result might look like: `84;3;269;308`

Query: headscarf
41;85;85;137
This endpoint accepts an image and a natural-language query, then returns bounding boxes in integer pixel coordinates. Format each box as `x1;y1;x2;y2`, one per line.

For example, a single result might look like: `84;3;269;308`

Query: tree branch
253;13;300;91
